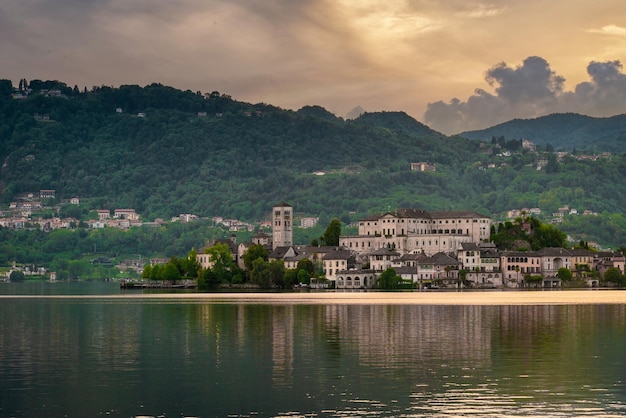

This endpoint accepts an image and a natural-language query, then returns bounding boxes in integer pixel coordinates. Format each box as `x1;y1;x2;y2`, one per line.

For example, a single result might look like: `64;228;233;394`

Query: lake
1;282;625;417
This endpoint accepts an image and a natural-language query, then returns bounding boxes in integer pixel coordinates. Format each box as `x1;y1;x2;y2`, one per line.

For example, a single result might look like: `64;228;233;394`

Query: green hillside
2;80;626;248
0;80;482;220
459;113;626;152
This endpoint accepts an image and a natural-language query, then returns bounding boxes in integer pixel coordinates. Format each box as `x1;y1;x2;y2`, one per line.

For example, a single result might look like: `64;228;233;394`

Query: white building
340;209;491;256
300;217;319;228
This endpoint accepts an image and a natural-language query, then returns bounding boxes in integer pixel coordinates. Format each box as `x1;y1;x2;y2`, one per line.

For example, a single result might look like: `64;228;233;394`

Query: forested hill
459;113;626;152
3;80;626;248
352;111;445;138
0;80;480;221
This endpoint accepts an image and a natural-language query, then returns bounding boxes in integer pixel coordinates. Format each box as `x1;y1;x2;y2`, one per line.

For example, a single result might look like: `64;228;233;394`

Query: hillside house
410;162;436;172
114;209;139;221
300;217;319;228
40;190;56;199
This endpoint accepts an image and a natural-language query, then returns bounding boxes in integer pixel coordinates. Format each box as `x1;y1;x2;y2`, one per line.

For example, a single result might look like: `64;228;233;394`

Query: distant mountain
353;111;445;138
459;113;626;152
296;105;341;122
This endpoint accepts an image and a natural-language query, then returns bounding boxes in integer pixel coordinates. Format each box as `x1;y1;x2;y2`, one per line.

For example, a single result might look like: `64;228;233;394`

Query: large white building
339;209;491;256
272;202;293;249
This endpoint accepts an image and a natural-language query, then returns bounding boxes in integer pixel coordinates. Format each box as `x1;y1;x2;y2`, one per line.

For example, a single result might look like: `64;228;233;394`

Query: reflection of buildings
329;305;495;369
272;306;294;387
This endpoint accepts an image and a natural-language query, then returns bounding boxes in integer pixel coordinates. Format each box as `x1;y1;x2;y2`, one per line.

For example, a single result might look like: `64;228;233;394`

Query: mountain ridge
459;113;626;152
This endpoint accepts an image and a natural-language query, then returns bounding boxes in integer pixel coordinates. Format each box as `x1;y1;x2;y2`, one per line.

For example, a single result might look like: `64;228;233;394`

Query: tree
323;218;342;247
296;258;314;275
149;264;161;281
378;267;400;290
297;269;311;285
284;269;298;287
242;244;268;271
181;248;200;279
268;260;286;288
161;262;181;283
9;270;25;282
0;79;12;96
142;264;152;279
532;223;567;249
557;267;573;282
526;275;543;287
250;258;271;288
458;269;468;288
206;243;238;283
68;260;88;280
198;268;220;289
545;152;559;173
604;267;624;287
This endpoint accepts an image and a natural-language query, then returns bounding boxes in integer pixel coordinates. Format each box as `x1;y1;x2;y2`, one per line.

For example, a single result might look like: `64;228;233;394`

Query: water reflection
0;298;624;417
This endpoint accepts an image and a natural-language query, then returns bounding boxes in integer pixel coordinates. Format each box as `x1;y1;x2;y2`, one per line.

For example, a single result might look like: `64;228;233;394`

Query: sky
2;0;626;134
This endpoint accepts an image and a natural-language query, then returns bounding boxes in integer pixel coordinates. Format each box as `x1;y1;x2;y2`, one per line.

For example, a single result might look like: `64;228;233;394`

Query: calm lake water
1;282;625;417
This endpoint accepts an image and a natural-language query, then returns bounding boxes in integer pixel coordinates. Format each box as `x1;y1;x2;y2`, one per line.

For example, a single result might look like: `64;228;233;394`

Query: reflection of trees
493;304;626;391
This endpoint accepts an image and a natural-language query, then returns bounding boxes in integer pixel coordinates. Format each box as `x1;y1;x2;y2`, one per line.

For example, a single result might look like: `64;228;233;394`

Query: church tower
272;202;293;249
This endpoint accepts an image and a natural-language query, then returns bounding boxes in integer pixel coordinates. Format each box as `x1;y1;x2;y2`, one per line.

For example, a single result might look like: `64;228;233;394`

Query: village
1;189;623;288
197;202;624;290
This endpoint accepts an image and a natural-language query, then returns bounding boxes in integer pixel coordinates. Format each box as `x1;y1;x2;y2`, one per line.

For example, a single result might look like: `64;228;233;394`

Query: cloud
3;0;626;128
424;57;626;135
457;3;507;18
587;24;626;37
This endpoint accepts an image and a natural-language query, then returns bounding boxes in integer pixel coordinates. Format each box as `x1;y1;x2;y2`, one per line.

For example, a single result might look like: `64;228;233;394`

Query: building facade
340;209;491;256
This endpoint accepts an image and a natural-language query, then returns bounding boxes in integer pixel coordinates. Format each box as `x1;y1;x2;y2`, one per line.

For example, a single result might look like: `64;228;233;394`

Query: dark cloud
424;57;626;135
486;56;564;103
572;61;626;115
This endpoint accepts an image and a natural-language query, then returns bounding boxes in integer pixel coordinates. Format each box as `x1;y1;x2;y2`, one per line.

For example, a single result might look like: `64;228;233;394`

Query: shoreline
2;289;625;305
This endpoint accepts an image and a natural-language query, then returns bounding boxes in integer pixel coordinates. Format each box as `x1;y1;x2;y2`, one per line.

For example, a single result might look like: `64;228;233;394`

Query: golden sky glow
2;0;626;133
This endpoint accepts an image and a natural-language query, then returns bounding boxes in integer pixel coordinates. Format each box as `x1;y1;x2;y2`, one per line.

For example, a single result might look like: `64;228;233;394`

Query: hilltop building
410;162;436;172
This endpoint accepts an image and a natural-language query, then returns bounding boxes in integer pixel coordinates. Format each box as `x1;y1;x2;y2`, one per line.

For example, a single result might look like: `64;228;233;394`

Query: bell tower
272;202;292;249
